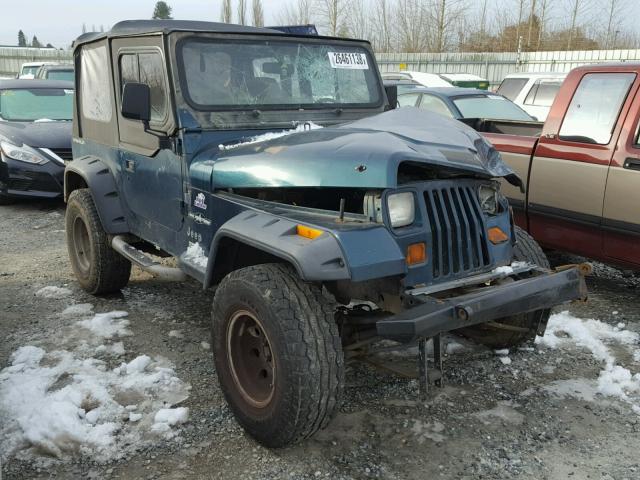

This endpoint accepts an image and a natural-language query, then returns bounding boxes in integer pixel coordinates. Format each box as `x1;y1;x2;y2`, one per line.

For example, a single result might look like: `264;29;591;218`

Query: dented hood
209;108;522;189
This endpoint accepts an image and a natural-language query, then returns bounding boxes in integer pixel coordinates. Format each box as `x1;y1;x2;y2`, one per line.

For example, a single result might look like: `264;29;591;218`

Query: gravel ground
1;198;639;480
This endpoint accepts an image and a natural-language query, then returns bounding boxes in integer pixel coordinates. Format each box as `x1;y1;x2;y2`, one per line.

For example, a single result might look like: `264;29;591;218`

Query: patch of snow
61;303;94;317
410;419;446;444
499;356;512;365
536;311;640;412
35;286;72;299
542;378;602;403
218;122;322;151
154;407;189;426
77;311;131;339
200;341;211;351
184;243;208;269
494;348;509;356
0;308;190;463
493;261;529;275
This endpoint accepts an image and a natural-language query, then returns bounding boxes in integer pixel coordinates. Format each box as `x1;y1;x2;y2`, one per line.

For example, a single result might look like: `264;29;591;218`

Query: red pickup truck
476;63;640;271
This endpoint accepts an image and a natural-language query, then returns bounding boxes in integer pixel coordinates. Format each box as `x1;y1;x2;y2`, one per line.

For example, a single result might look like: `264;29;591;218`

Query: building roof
0;79;74;89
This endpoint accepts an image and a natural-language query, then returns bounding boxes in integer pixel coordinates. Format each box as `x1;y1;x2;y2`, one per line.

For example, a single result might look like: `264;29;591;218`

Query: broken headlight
387;192;415;227
478;185;499;215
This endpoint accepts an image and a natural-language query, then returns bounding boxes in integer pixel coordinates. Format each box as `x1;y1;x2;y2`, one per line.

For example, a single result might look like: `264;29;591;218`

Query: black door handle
125;159;135;173
623;157;640;171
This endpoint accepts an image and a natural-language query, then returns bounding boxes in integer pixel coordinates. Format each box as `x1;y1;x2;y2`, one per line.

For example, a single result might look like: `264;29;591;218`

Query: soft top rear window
178;38;382;110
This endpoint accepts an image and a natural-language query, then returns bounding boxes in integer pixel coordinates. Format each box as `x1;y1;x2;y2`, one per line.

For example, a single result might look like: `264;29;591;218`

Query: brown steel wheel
212;263;344;448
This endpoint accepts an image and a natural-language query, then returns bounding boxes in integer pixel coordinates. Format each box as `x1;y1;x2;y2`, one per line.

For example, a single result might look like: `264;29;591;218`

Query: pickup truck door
527;72;637;258
603;92;640;268
111;38;183;244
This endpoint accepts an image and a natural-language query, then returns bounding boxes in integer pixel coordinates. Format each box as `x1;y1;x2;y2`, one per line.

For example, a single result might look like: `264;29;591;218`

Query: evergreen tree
152;1;173;19
31;36;42;48
18;30;27;47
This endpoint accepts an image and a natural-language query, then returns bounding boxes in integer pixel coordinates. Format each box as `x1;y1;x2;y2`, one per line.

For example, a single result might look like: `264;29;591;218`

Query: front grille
424;185;490;279
49;148;73;161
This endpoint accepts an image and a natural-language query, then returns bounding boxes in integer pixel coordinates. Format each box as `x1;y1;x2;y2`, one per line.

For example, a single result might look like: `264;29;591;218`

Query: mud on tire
211;263;344;448
65;188;131;294
457;226;551;349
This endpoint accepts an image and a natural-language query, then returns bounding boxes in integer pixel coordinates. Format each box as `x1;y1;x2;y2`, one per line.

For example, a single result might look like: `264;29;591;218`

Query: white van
496;72;567;121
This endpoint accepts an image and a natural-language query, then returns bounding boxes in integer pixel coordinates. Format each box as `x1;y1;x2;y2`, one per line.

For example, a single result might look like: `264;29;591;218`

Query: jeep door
111;37;183;238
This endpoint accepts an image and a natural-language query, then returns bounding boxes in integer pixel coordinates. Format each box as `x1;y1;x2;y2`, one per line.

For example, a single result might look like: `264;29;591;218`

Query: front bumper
377;265;588;343
0;156;64;199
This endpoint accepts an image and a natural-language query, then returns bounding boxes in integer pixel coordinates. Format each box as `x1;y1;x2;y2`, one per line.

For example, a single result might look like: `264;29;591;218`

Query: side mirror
384;84;398;111
121;82;151;122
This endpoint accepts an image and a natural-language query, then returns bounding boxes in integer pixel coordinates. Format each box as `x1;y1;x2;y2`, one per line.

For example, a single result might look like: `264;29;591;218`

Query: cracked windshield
180;39;380;109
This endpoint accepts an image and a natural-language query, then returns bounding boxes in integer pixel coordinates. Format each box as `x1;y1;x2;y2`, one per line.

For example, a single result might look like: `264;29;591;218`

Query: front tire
65;188;131;294
212;263;344;447
457;226;551;349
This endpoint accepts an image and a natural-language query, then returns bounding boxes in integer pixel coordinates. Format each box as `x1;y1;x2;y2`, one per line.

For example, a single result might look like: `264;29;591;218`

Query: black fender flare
64;156;129;234
204;210;351;288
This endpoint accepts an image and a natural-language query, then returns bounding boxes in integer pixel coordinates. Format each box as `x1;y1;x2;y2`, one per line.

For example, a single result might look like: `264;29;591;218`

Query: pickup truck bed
477;63;640;270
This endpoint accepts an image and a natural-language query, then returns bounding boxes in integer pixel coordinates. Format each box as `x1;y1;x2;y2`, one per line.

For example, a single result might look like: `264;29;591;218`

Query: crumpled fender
64;156;129;234
205;209;407;287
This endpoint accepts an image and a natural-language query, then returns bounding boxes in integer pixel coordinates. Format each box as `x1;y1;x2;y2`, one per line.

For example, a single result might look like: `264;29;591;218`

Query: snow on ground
536;311;640;412
183;242;208;269
218;122;322;151
61;303;94;317
35;286;73;299
0;308;190;464
77;311;131;339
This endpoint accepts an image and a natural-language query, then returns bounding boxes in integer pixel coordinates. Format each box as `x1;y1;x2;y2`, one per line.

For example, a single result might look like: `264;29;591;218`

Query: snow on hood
206;108;521;190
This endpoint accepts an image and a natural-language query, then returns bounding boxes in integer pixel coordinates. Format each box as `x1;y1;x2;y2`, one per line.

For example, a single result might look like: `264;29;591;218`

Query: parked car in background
17;62;59;79
496;72;566;121
438;73;489;90
382;71;453;87
0;80;73;203
472;64;640;271
396;86;535;122
35;64;74;82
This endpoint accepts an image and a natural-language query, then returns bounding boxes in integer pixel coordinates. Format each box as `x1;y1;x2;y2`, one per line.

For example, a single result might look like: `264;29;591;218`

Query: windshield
0;88;74;121
47;70;74;82
453;95;533;121
179;39;381;110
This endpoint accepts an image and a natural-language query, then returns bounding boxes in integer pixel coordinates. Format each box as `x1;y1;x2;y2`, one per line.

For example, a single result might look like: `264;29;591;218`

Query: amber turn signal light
406;242;427;265
488;227;509;244
296;224;324;240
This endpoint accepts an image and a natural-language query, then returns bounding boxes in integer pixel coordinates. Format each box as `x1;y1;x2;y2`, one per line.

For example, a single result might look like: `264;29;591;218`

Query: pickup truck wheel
65;189;131;294
457;227;551;349
211;263;344;447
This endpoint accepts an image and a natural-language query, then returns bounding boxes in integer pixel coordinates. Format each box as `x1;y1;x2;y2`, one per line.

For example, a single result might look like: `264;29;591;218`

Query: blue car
395;86;536;121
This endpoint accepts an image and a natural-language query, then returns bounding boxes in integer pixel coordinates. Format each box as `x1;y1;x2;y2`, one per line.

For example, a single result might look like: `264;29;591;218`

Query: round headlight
387;192;415;227
478;185;499;215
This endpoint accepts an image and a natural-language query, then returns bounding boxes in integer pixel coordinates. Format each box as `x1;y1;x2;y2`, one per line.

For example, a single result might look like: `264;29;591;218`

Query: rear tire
457;227;551;349
65;188;131;294
212;263;344;447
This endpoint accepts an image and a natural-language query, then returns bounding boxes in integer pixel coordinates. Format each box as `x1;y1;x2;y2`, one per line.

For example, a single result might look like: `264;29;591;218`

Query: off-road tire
65;188;131;294
211;263;344;448
457;226;551;349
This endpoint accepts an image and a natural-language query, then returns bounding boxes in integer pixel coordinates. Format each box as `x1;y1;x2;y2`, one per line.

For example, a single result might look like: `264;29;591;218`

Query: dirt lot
1;198;640;480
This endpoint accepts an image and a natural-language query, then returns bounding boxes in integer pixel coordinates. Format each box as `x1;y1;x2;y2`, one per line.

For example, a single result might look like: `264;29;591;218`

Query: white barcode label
327;52;369;70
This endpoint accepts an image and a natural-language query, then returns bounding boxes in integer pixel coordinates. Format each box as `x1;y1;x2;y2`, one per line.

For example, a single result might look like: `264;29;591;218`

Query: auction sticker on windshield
328;52;369;69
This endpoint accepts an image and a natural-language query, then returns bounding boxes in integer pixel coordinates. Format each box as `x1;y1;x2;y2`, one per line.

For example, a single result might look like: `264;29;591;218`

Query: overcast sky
2;0;639;49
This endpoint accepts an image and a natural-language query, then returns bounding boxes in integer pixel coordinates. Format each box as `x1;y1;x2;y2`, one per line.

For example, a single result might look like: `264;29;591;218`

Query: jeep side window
118;52;167;123
80;45;112;123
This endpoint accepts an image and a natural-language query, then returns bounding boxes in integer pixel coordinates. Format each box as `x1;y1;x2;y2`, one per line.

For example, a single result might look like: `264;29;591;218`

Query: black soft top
73;19;365;49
